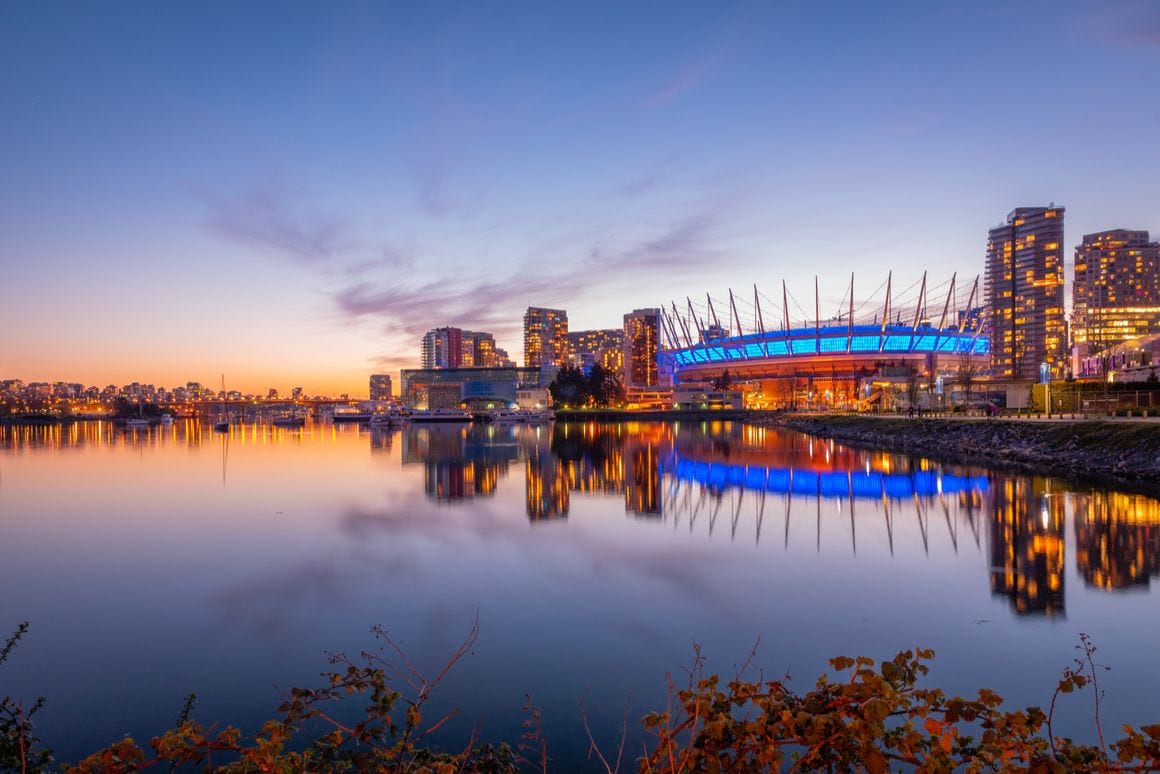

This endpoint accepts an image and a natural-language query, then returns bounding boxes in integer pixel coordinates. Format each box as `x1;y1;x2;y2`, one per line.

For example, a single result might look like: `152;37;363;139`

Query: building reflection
988;477;1065;617
369;426;397;454
525;445;570;520
1074;492;1160;590
7;418;1160;612
520;422;674;520
625;435;662;516
661;423;991;553
402;424;517;503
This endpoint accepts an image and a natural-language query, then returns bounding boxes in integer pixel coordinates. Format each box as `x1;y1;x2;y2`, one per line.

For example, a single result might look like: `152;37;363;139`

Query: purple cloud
330;209;724;349
202;186;349;266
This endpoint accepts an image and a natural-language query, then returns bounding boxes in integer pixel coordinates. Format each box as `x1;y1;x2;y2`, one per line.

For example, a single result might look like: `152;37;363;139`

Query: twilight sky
2;1;1158;395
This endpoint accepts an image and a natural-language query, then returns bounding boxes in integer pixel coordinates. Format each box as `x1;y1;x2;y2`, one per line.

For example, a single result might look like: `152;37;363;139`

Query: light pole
1040;362;1051;419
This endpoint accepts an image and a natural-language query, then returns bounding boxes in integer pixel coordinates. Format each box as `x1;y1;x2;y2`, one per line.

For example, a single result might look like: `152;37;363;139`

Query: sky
2;1;1158;396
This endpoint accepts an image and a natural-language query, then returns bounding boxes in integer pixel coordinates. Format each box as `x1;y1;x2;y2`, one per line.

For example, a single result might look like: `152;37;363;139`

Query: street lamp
1040;362;1051;418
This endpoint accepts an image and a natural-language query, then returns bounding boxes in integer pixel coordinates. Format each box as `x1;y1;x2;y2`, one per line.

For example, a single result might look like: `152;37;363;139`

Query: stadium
662;273;990;411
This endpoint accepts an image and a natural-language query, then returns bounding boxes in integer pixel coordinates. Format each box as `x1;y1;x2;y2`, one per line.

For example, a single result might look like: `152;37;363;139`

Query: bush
4;621;1160;772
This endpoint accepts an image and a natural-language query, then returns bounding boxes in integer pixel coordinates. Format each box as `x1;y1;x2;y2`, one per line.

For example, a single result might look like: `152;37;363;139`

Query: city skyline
3;2;1159;394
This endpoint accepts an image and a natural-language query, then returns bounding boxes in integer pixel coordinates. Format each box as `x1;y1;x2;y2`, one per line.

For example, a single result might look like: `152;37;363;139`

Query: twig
417;706;461;740
734;635;762;682
520;693;549;774
580;688;616;774
613;689;630;774
17;701;26;774
1079;633;1108;757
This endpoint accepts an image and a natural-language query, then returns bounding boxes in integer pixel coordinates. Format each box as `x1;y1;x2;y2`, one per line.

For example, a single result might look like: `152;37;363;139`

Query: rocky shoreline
768;415;1160;495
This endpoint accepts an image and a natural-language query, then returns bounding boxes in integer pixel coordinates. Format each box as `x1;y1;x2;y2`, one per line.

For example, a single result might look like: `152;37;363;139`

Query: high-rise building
984;206;1066;379
369;374;392;400
1072;229;1160;353
568;329;624;373
463;330;503;368
422;327;506;369
623;308;660;389
494;347;516;367
523;307;568;368
421;327;463;369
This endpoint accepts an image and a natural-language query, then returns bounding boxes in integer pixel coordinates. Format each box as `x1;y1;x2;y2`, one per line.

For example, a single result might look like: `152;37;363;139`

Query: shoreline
763;414;1160;496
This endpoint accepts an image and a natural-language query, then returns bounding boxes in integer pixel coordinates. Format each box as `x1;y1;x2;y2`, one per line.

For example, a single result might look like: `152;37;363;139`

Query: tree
957;349;979;411
548;364;588;407
710;369;733;391
587;364;624;407
906;369;922;412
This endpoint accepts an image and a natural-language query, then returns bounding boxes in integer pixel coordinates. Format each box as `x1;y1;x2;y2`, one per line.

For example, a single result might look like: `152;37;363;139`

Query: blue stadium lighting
669;457;989;501
670;324;988;370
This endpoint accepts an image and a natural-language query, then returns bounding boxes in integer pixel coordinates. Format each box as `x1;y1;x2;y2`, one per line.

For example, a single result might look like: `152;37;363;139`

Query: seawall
768;415;1160;494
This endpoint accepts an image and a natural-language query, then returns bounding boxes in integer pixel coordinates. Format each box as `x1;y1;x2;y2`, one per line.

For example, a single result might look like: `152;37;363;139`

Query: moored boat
408;408;472;423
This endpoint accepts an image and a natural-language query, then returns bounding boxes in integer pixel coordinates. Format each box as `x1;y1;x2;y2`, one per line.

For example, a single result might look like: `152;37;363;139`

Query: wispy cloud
585;211;723;276
201;175;732;366
644;46;728;109
342;242;418;276
201;185;350;266
640;5;758;109
1076;0;1160;48
331;208;725;349
335;270;566;338
617;152;683;198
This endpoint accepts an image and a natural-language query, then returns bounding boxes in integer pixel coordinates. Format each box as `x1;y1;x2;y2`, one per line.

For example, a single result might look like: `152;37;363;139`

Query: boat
160;414;174;426
331;408;375;423
213;375;230;432
123;396;152;427
518;409;555;422
271;416;305;428
369;411;408;427
408;408;472;423
483;409;522;422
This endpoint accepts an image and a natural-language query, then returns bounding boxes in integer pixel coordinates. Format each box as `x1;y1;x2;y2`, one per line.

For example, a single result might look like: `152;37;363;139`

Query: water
1;419;1158;768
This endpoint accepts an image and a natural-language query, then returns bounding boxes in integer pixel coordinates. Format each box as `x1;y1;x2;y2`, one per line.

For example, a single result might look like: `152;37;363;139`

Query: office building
401;366;547;410
984;206;1067;379
1072;229;1160;353
623;308;661;389
523;307;569;368
369;374;392;401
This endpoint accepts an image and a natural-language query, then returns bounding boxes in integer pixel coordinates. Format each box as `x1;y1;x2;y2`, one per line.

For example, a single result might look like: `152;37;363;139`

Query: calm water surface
1;419;1158;767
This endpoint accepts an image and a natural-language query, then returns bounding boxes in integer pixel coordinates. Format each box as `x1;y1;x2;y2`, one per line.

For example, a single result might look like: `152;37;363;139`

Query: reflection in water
403;424;518;502
5;416;1160;767
1075;492;1160;590
3;419;1159;617
988;478;1066;617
